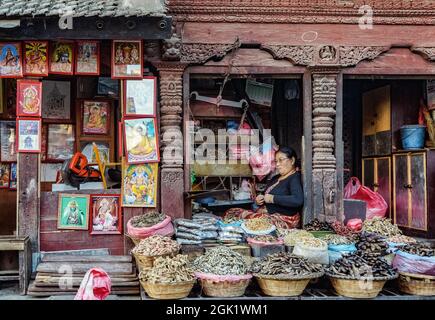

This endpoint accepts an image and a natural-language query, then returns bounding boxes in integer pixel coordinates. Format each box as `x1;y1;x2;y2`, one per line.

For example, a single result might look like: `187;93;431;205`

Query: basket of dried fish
193;246;252;297
326;251;398;298
127;212;174;239
140;254;196;299
131;235;181;270
241;218;276;236
398;272;435;296
251;252;324;296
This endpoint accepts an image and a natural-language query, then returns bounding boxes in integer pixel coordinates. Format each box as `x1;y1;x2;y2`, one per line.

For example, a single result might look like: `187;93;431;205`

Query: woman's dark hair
277;146;301;168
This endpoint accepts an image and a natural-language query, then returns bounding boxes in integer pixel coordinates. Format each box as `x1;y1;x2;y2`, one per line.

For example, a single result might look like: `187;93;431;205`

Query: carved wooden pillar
310;68;340;223
156;63;186;219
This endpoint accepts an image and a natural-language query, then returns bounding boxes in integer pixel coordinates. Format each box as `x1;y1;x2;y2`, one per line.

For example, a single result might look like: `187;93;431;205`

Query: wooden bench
0;236;31;295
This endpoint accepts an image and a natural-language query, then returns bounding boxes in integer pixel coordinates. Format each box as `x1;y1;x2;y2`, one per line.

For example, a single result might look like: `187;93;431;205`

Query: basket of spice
247;235;285;258
193;246;252;297
140;254;196;299
326;251;398;298
251;252;324;296
131;235;180;271
126;211;174;242
241;218;276;237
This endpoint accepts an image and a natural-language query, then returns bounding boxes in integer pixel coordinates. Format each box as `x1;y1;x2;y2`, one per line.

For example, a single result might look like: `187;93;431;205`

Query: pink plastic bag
347;218;363;232
195;272;252;282
344;177;388;219
127;215;174;239
74;268;111;300
393;251;435;276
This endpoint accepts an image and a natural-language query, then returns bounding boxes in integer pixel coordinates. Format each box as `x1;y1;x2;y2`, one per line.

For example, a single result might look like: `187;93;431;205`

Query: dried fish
387;235;417;244
355;232;388;256
192;246;249;275
283;229;313;246
398;243;434;257
304;219;334;231
139;254;195;284
244;218;273;231
132;235;180;256
298;237;327;249
323;234;353;245
130;211;165;228
330;221;360;240
252;235;279;243
362;217;402;237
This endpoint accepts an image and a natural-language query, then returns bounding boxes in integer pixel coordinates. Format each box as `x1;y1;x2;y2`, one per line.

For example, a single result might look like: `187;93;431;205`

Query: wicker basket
328;276;390;299
255;273;323;297
141;280;196;299
132;250;178;271
398;272;435;296
199;278;250;297
125;233;142;246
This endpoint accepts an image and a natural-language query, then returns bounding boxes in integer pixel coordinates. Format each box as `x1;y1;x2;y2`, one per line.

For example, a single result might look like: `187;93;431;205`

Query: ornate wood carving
339;46;391;66
180;43;238;64
260;45;315;66
411;47;435;61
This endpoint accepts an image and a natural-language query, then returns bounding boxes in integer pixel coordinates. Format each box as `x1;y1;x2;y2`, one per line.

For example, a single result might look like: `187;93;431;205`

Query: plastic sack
392;250;435;276
328;243;357;253
344;177;388;219
346;218;363;231
293;242;329;265
127;215;174;239
74;268;111;300
328;250;344;265
195;272;252;282
247;237;284;246
248;139;278;181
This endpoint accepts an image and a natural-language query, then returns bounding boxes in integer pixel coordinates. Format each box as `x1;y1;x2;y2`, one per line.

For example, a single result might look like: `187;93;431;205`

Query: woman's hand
264;194;274;204
255;195;265;206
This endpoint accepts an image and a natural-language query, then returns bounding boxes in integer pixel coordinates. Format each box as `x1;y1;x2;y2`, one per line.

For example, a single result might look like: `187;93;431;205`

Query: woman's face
275;151;295;176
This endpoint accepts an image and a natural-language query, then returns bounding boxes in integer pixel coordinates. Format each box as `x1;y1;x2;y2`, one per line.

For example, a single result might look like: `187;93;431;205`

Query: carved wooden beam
180;42;239;64
411;47;435;61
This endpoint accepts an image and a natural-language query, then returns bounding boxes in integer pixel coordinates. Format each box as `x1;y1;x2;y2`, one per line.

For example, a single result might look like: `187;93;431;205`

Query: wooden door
409;153;427;230
393;154;410;227
362;158;375;190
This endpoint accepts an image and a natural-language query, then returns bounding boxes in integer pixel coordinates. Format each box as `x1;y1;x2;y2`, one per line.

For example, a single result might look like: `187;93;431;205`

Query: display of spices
251;252;324;277
398;243;434;257
132;235;180;256
244;218;273;232
283;229;313;246
303;218;334;231
355;232;388;256
252;235;278;243
362;217;402;237
323;234;353;245
327;251;397;278
130;211;165;228
192;246;249;275
298;237;327;248
139;254;195;284
387;235;417;244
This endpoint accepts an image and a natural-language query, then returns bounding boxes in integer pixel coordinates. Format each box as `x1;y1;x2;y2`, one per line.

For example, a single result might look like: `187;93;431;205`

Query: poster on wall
41;163;62;182
0;121;17;162
82;100;110;135
49;41;74;75
16;79;42;117
9;162;16;189
111;40;143;79
124;77;157;117
124;117;159;164
16;118;41;153
90;194;122;235
121;161;158;207
42;80;71;120
81;142;110;164
427;80;435;111
0;163;10;188
57;193;90;230
0;42;23;78
75;41;100;75
47;124;75;161
23;41;49;77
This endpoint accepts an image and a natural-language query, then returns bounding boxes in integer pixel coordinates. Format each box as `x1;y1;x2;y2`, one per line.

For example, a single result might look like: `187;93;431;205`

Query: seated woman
255;146;304;228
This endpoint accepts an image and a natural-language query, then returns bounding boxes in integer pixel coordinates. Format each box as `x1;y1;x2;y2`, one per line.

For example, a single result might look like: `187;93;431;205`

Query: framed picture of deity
42;80;71;120
23;41;49;77
123;117;160;164
80;141;111;164
81;100;110;135
123;77;157;117
121;160;158;207
9;162;17;190
49;41;74;75
75;40;100;76
57;193;90;230
0;121;17;162
16;80;42;117
90;194;122;235
47;124;75;161
0;42;23;78
0;162;10;189
16;118;41;153
111;40;143;79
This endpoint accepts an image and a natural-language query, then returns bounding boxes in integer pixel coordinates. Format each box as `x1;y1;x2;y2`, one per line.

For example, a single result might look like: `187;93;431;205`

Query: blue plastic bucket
400;125;426;150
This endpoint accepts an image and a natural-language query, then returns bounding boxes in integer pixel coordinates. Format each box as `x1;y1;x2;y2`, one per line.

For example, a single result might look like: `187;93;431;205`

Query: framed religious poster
49;41;74;75
81;141;110;164
0;163;10;188
57;193;90;230
9;162;17;189
42;80;71;120
90;194;122;235
124;117;160;164
47;124;75;161
111;40;143;79
16;118;41;153
82;100;110;135
23;41;49;77
0;42;23;78
75;40;100;76
121;161;158;207
16;79;42;117
0;121;17;162
123;77;157;117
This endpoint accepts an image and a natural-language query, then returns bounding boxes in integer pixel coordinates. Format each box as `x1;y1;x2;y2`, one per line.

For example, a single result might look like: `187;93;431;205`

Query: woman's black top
264;172;304;216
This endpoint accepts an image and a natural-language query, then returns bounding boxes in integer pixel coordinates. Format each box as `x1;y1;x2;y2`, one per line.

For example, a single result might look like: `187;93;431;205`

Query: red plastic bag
74;268;111;300
346;218;363;232
344;177;388;219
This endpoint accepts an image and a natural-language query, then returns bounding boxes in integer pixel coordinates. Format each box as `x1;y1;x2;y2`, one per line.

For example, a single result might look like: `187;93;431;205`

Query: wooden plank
41;255;132;263
41;248;110;258
0;270;19;275
302;71;313;224
35;275;138;284
335;72;344;222
36;262;133;274
36;272;138;279
0;275;20;281
0;242;25;251
34;280;139;287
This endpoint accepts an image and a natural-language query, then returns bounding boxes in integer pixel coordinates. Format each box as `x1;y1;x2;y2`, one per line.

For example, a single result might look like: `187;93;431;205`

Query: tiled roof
0;0;167;17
